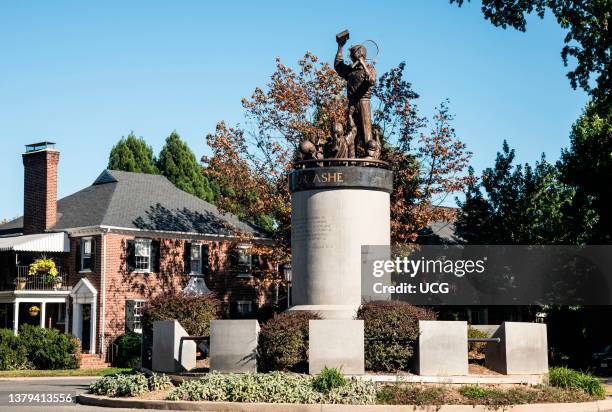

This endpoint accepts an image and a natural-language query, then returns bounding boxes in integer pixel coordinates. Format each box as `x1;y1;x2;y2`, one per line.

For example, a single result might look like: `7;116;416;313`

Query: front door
81;304;91;352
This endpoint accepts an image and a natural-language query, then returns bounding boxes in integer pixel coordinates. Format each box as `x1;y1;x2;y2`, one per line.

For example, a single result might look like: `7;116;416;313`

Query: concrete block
209;320;259;373
485;322;548;375
471;324;499;337
414;320;468;376
152;320;196;373
309;319;364;375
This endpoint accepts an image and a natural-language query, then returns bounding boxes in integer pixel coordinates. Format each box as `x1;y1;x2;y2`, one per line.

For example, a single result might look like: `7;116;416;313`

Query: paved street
0;377;145;411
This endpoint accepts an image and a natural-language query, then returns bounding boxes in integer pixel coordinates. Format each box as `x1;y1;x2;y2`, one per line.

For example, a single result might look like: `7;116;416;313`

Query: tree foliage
157;131;219;202
108;132;158;174
204;53;472;261
456;140;578;244
558;102;612;243
450;0;612;103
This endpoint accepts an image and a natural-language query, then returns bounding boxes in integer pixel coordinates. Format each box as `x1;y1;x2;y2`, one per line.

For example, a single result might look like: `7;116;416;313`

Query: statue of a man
335;34;376;158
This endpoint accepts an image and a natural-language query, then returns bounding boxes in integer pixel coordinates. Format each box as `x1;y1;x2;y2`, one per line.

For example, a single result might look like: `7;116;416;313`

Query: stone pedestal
209;320;259;373
414;320;468;376
485;322;548;375
152;320;196;373
309;319;364;375
288;166;393;319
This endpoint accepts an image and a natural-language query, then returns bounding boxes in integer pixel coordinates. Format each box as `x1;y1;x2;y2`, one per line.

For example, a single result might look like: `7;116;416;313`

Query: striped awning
0;232;70;252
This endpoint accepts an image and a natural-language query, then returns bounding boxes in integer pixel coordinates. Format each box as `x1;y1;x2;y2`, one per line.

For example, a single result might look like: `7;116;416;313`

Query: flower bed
86;367;606;408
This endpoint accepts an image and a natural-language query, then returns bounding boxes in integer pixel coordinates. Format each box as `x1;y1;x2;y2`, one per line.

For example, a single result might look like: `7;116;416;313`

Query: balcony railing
13;266;69;291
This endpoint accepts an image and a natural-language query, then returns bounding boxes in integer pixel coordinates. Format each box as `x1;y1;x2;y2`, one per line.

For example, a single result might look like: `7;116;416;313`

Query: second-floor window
184;242;209;276
127;238;160;273
135;239;151;272
236;245;252;278
79;237;95;272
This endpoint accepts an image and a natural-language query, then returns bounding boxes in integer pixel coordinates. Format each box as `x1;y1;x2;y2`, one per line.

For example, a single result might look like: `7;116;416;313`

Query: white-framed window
135;239;152;272
236;244;252;278
236;300;253;315
81;237;93;272
126;299;146;333
191;243;202;275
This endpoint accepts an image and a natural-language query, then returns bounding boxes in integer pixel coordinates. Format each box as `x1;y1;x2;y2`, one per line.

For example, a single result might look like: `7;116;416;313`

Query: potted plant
15;277;27;290
29;305;40;317
53;276;63;290
28;256;59;284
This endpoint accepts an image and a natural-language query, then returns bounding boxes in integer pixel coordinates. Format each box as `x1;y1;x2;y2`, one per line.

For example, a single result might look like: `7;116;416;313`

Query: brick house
0;142;280;363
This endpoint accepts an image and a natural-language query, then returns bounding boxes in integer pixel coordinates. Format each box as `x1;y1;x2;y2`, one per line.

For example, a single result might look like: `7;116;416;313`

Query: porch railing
13;266;69;291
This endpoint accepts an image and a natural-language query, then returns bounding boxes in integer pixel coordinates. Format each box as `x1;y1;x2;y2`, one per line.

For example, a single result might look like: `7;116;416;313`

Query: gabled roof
0;170;265;238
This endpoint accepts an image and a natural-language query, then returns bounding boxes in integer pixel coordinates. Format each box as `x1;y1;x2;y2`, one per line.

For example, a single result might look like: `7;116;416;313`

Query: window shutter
75;239;82;272
151;240;161;273
202;244;210;275
183;242;191;274
125;300;135;332
127;240;136;272
91;237;97;272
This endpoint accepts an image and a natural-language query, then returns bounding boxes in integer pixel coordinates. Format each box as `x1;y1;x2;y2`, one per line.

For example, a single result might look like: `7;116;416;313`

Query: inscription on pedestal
293;216;333;249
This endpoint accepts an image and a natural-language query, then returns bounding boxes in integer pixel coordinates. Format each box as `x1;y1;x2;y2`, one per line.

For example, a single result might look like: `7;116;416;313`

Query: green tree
558;102;611;243
108;132;158;174
157;131;218;202
450;0;612;103
456;141;573;244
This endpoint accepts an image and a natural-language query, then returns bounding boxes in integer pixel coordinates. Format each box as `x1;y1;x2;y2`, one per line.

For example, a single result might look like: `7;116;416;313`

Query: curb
78;394;612;412
0;376;100;381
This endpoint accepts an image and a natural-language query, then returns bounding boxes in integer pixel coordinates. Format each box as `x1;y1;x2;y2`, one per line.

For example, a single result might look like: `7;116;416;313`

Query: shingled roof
0;170;265;238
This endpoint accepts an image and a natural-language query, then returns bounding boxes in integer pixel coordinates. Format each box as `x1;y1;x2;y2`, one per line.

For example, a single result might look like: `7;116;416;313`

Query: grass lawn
0;368;131;378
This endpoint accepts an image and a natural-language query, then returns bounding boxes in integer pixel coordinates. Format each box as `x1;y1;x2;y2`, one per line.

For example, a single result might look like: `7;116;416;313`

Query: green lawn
0;368;131;378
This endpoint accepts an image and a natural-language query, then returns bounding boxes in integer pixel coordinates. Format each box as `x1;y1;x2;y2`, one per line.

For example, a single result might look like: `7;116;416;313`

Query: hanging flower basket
28;256;59;284
29;305;40;317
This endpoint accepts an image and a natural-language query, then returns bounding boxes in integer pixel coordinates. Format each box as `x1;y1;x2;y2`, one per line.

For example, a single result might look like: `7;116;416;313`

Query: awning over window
0;232;70;252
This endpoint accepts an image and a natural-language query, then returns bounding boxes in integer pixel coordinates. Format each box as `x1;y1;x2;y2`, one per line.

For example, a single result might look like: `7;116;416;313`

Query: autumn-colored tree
204;53;472;264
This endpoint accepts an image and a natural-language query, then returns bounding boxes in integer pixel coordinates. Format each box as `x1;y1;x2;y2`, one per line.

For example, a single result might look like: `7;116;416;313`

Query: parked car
592;344;612;372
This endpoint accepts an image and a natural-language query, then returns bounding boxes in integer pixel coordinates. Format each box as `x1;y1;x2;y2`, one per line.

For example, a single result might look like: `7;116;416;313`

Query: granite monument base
414;320;468;376
485;322;548;374
309;319;364;375
209;319;259;373
152;320;196;373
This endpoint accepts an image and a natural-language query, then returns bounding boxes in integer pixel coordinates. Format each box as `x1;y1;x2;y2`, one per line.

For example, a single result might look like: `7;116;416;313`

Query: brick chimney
22;142;59;235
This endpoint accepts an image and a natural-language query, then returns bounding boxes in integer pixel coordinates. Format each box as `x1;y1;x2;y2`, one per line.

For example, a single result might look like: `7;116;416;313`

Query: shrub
0;329;28;370
89;373;149;397
312;367;347;393
114;332;142;368
18;324;80;369
377;385;451;407
148;373;173;391
467;326;489;360
379;384;597;406
357;301;436;372
257;311;320;372
142;293;221;338
167;372;376;404
549;367;605;398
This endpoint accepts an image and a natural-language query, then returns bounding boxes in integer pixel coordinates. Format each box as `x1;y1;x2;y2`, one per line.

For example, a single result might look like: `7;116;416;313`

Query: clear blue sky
0;0;587;220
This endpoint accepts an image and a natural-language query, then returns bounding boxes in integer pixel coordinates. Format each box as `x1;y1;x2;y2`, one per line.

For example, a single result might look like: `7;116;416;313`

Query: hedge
357;301;436;372
257;311;320;372
142;293;221;338
0;329;28;370
0;325;81;370
114;332;142;368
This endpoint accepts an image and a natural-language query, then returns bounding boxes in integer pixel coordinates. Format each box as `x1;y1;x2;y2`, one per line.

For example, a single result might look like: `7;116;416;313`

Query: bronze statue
296;30;382;164
335;30;377;158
